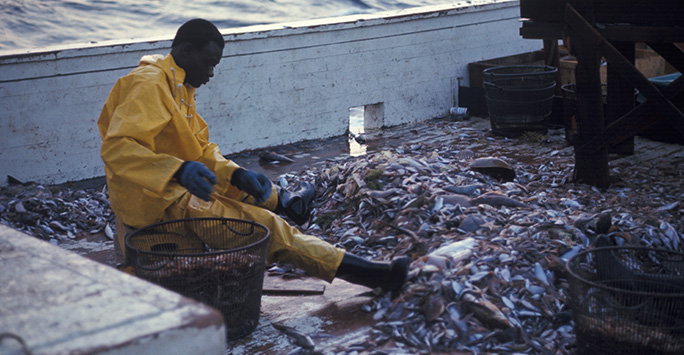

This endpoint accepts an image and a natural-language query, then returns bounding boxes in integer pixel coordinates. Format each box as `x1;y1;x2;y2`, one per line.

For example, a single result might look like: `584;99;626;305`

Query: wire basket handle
222;219;256;237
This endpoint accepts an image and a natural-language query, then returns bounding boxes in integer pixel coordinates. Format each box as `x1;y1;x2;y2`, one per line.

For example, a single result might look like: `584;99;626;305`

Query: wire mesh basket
125;217;270;340
566;246;684;354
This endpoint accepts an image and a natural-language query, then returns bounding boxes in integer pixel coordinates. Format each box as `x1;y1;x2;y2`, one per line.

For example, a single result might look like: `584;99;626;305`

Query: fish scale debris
0;183;115;244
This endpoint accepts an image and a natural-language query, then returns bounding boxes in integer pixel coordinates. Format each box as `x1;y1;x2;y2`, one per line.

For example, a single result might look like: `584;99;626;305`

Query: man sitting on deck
97;18;408;296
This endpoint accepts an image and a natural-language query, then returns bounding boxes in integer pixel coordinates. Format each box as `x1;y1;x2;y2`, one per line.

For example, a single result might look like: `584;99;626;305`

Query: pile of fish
277;119;684;354
1;117;682;354
0;182;115;244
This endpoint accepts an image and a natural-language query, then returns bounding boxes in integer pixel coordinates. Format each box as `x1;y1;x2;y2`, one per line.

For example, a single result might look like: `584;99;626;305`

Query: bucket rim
565;246;684;298
560;83;639;98
482;65;558;77
125;217;270;258
484;81;556;92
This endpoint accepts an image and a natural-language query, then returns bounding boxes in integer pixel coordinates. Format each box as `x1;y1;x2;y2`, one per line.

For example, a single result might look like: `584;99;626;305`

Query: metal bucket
566;246;684;354
482;65;557;137
125;217;270;340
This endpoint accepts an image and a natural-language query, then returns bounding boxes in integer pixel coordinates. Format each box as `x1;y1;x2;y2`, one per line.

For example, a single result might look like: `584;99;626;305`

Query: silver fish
272;322;315;350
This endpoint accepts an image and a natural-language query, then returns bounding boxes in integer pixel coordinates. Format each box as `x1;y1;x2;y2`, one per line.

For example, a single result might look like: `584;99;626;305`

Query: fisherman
97;18;408;296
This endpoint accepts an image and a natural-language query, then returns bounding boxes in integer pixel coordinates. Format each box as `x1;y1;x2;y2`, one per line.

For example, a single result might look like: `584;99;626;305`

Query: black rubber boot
335;253;409;297
275;181;315;225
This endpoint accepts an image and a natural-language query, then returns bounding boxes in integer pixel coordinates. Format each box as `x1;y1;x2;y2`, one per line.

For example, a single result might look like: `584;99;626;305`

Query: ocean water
0;0;448;53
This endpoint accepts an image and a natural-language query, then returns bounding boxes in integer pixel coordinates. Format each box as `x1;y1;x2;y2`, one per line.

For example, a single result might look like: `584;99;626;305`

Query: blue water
0;0;446;53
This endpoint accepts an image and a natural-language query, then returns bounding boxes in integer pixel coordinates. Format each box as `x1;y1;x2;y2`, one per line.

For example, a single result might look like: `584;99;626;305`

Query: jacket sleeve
100;78;184;196
193;114;243;196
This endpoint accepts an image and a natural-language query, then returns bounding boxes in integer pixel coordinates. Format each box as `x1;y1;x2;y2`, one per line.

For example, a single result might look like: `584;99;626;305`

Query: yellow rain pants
100;54;343;282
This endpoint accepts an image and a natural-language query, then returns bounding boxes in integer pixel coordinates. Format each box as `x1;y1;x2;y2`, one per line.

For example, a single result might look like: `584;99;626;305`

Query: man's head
170;19;224;88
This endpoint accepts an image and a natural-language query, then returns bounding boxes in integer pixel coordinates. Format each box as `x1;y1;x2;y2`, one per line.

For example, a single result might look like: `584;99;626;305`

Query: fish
429;237;477;262
461;291;512;330
469;192;530;208
259;151;295;164
440;193;472;207
272;322;315;350
350;132;367;144
423;292;446;322
458;214;486;232
444;183;483;196
468;157;516;182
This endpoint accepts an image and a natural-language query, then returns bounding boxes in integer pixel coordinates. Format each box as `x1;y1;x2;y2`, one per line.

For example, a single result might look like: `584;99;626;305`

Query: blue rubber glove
230;168;272;204
176;161;217;201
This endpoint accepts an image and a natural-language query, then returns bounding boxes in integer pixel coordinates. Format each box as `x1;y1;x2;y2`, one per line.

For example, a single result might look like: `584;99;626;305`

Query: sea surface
0;0;450;53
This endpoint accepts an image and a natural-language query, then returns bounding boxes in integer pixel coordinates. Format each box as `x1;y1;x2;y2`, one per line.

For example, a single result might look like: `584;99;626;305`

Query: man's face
183;41;222;88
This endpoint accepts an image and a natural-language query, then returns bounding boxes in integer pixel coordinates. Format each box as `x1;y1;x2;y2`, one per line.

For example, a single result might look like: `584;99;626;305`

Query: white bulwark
0;0;541;186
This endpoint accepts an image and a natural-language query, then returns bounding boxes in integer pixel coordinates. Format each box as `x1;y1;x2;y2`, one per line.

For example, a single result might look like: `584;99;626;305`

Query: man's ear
179;42;195;58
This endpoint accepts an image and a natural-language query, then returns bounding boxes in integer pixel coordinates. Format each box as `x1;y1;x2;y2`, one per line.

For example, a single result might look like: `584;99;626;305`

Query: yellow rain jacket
98;54;343;281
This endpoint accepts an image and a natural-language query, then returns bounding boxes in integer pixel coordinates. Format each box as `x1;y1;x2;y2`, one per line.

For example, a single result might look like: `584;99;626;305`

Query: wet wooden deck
231;278;377;354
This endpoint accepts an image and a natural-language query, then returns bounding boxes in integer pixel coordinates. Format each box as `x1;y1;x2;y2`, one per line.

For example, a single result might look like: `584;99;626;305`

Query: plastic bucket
126;217;270;340
482;65;558;137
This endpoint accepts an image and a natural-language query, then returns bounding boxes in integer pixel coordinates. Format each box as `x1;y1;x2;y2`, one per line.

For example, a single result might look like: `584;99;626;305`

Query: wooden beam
664;74;684;99
577;75;684;154
578;103;662;154
565;4;609;187
519;21;563;40
601;26;684;43
646;42;684;73
605;41;635;155
568;13;684;136
566;4;684;138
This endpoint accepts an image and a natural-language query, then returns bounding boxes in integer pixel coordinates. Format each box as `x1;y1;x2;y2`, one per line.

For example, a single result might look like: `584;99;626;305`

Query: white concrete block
0;225;226;355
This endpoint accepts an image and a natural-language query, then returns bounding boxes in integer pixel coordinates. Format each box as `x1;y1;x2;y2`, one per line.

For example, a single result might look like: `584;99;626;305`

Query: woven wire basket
482;65;557;137
125;217;270;340
566;246;684;354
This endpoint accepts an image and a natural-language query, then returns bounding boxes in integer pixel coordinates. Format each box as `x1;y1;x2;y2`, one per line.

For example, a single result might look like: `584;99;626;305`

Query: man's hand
231;168;272;204
176;161;217;201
